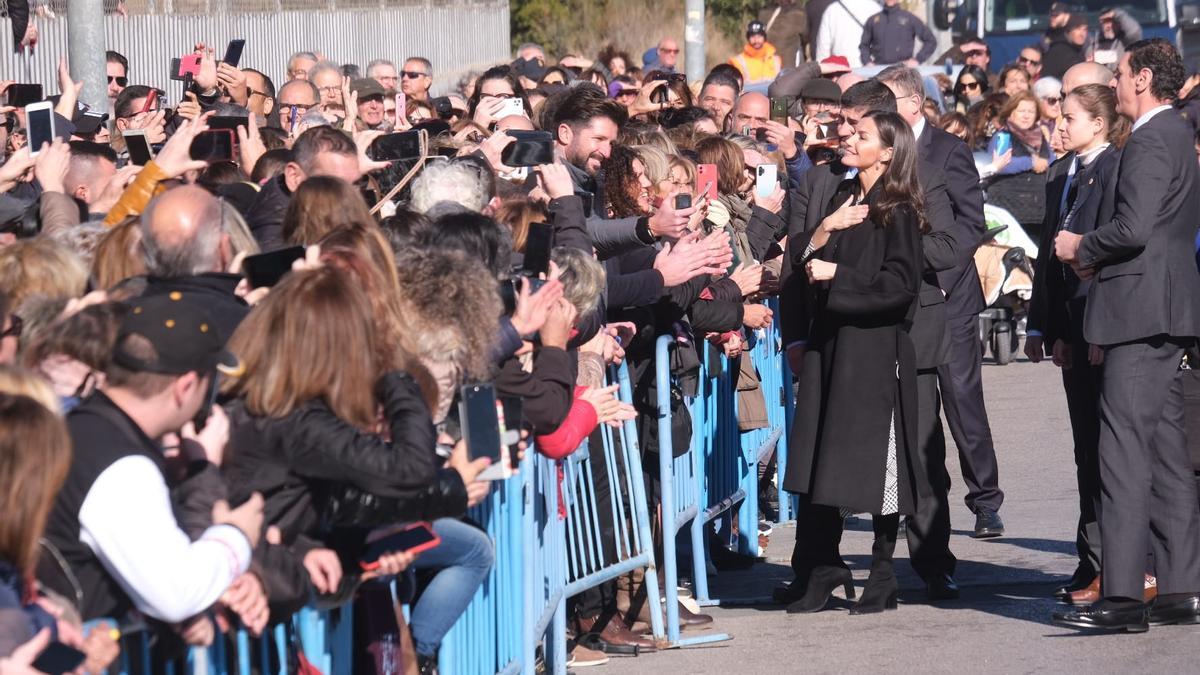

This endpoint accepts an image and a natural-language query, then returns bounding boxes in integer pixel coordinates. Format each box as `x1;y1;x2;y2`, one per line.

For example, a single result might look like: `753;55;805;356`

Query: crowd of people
2;3;1200;674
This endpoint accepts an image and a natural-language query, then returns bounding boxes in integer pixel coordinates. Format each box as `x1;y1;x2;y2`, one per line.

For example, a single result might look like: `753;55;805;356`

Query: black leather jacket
223;371;467;548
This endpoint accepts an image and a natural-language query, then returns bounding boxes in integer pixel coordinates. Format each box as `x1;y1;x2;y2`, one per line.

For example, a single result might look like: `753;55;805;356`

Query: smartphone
243;246;305;288
30;642;86;675
432;96;454;119
170;54;202;82
770;96;792;123
141;89;161;115
6;83;43;107
674;193;692;210
189;129;235;162
755;164;778;198
125;129;155;166
24;101;55;156
501;130;554;168
522;221;553;277
498;97;525;119
395;92;406;119
651;72;685;104
994;130;1012;156
360;523;441;570
222;39;246;68
207;115;250;132
499;396;523;470
369;130;423;161
696;164;719;201
459;383;510;481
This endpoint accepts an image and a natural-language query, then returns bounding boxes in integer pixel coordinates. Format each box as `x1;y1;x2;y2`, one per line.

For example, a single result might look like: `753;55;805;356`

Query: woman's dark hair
378;206;430;254
694;135;744;195
966;93;1008;149
258;126;289;150
578;68;611;89
1127;37;1187;102
954;64;991;97
597;44;634;74
466;65;532;118
658;106;716;130
421;211;514;280
1066;83;1131;148
250;148;292;184
197;161;248;192
538;66;573;88
937;111;974;148
864;111;927;232
283;175;375;246
601;145;645;218
643;70;694;108
997;64;1030;91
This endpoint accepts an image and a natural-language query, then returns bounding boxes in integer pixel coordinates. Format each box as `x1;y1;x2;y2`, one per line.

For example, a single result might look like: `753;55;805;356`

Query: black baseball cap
112;292;243;376
747;20;767;37
800;78;842;103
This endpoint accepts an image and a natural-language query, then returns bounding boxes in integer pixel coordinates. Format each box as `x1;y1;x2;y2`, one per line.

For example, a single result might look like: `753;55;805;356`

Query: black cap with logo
112;292;243;377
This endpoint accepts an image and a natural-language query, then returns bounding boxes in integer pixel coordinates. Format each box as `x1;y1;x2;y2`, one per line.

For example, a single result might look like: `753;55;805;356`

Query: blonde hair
0;365;60;414
632;145;670;186
0;237;88;307
0;391;71;573
92;217;147;290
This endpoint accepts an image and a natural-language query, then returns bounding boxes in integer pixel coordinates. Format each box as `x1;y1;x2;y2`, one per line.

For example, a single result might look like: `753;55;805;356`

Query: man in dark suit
1053;39;1200;632
877;66;1003;539
778;80;968;604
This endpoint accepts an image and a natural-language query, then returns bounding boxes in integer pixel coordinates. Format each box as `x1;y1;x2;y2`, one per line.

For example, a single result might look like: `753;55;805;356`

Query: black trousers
790;495;846;580
1097;337;1200;600
574;428;621;618
905;369;956;580
1059;302;1103;576
938;312;1004;513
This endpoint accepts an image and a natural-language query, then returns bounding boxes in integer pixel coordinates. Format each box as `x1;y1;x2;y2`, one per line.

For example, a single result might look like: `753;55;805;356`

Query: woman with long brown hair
281;176;375;246
1027;83;1129;604
782;111;925;616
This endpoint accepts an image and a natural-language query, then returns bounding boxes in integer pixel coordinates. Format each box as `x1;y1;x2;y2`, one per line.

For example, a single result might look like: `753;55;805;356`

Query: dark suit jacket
1077;109;1200;345
918;124;987;319
781;160;963;369
1029;146;1120;348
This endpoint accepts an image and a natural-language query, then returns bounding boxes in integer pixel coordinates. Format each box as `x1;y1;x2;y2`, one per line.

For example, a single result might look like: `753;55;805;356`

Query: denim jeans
409;518;494;656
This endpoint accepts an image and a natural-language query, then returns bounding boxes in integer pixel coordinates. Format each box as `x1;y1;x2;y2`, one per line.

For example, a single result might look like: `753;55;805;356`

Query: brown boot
576;614;657;653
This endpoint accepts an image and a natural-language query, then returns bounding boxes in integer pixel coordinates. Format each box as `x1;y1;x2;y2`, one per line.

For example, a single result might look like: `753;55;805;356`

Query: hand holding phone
222;39;246;68
24;101;56;155
696;163;719;201
458;383;512;481
360;523;441;571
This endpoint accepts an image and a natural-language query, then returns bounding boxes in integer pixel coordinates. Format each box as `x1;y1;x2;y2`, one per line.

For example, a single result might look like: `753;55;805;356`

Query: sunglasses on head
108;75;128;87
402;71;428;79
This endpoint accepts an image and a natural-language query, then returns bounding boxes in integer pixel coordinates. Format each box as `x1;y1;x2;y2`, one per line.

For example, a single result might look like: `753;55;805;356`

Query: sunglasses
108;75;128;87
402;71;429;79
1042;96;1061;105
660;48;680;55
1;314;22;339
963;49;987;58
1018;56;1042;66
615;88;640;98
961;81;981;91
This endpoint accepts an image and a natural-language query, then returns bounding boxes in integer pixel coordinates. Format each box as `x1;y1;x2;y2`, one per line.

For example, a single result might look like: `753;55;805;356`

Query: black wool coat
782;182;928;515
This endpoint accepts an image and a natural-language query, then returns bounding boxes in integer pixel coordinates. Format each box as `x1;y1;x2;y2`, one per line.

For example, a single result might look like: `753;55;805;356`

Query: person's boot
851;514;900;615
417;652;438;675
576;613;656;654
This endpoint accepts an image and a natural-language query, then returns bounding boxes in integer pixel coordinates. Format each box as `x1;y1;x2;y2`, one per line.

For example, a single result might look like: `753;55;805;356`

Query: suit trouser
1097;337;1200;600
905;369;957;580
1060;302;1103;575
937;312;1004;513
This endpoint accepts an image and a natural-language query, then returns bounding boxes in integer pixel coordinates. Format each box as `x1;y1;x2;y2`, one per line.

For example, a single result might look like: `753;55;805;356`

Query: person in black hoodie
1043;14;1091;81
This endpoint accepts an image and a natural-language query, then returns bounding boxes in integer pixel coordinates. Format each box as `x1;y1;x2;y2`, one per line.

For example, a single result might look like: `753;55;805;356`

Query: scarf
717;193;756;269
1007;120;1044;154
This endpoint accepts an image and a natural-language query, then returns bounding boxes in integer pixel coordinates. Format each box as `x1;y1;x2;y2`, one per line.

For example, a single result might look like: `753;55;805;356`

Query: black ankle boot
417;652;438;674
786;565;855;613
851;514;900;616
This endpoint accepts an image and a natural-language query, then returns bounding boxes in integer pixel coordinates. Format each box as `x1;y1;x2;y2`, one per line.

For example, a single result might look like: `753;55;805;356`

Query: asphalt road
599;354;1200;674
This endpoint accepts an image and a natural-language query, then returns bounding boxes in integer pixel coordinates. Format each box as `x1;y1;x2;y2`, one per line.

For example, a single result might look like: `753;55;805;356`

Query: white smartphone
124;128;155;166
499;97;525;119
755;163;778;198
24;101;55;156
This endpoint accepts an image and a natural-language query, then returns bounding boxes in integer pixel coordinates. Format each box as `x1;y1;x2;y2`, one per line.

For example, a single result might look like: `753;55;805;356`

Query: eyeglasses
1018;56;1042;66
1042;96;1061;105
963;49;987;58
615;88;640;98
107;76;128;87
961;81;981;91
1;314;22;339
317;85;342;94
660;48;680;55
402;71;429;79
248;89;273;100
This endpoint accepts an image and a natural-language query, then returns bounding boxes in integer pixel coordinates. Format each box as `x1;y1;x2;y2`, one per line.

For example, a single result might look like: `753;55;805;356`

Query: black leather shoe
926;573;960;601
1051;600;1149;632
773;579;805;605
1053;567;1098;600
972;509;1005;539
1148;593;1200;626
786;566;855;614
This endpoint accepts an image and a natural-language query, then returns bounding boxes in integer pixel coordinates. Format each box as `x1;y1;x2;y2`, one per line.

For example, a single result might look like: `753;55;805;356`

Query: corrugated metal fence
0;0;510;100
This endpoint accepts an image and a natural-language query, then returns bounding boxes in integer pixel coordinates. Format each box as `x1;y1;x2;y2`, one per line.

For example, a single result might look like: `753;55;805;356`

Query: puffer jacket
103;160;170;227
223;371;466;549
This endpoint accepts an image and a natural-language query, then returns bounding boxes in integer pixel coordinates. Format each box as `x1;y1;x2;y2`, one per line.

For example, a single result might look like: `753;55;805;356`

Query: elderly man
366;59;399;93
402;57;433;103
275;79;321;132
351;78;391;131
286;51;318;81
729;91;808;185
656;38;681;72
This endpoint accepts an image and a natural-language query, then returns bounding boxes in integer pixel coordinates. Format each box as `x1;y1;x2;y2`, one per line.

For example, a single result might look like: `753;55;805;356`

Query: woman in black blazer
782;111;926;615
1026;83;1127;602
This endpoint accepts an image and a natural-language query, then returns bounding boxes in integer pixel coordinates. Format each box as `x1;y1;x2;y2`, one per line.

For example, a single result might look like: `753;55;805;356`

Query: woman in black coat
782;111;926;615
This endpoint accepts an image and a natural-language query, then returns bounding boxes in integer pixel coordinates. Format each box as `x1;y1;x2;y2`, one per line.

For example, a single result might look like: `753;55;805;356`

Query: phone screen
243;246;305;288
31;642;86;675
770;96;792;123
361;523;440;567
459;383;501;464
126;132;154;166
7;84;43;108
369;131;423;161
500;130;554;167
522;222;553;277
207;116;250;132
223;39;246;68
26;105;55;155
696;164;719;201
189;130;234;162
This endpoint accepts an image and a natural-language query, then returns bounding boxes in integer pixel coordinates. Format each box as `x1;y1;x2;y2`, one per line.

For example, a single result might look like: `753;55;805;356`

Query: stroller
975;205;1036;365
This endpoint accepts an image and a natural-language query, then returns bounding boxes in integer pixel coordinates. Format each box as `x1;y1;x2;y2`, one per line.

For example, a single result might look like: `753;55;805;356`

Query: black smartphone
522;221;552;277
500;395;523;470
674;193;691;210
223;39;246;68
190;129;234;162
360;523;441;569
6;83;43;107
207;115;250;132
755;127;770;143
500;130;554;167
31;642;86;675
459;383;501;464
499;279;517;316
243;246;305;288
431;96;454;119
369;131;423;162
125;129;154;166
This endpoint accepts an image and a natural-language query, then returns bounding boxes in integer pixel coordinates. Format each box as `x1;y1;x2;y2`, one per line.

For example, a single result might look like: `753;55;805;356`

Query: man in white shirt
814;0;881;68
